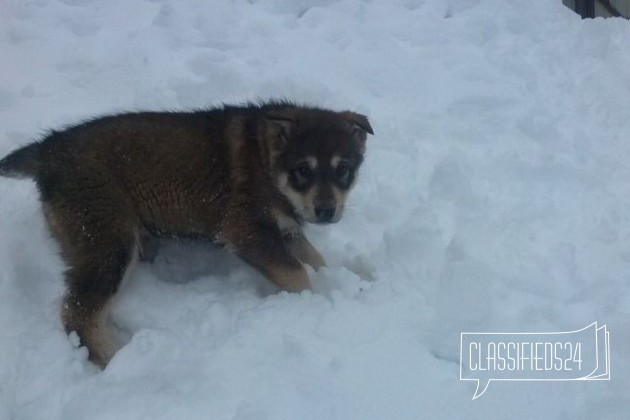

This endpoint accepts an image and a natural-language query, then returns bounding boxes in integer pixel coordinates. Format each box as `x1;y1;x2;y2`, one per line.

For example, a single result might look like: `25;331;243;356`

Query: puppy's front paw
305;251;327;271
286;235;327;271
270;265;312;292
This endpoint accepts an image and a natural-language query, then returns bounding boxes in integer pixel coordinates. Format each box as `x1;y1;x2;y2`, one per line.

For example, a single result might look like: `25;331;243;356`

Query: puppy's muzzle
314;206;336;223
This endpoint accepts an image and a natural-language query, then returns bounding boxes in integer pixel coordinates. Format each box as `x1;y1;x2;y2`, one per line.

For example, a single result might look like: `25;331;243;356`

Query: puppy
0;101;373;366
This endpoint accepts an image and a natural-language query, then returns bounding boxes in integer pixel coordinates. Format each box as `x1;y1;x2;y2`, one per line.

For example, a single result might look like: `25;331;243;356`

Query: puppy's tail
0;142;42;178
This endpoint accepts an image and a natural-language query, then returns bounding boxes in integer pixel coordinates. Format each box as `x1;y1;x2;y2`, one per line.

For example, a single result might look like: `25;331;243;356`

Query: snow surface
1;0;629;418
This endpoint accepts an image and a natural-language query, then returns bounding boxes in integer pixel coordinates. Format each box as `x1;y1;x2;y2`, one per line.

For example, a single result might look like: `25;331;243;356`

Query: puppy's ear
266;117;292;141
341;111;374;136
341;111;373;154
265;110;298;145
265;112;296;163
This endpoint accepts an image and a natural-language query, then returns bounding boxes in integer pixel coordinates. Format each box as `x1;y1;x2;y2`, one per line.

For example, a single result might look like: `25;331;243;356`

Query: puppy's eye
336;162;350;179
295;163;312;178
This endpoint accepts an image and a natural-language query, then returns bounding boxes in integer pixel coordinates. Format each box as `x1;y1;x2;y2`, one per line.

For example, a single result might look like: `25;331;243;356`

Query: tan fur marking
300;186;320;223
331;185;347;222
272;207;300;234
87;300;120;364
96;247;138;361
305;156;317;169
268;264;311;292
277;173;307;217
286;235;327;270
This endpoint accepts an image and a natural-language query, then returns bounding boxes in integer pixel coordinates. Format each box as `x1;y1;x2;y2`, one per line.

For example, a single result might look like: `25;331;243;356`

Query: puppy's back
11;110;235;237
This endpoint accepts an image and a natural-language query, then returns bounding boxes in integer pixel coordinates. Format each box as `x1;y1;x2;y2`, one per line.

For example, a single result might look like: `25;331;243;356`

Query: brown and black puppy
0;101;373;367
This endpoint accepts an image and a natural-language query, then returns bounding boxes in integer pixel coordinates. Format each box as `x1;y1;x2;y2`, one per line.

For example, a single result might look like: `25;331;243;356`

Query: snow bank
1;0;628;418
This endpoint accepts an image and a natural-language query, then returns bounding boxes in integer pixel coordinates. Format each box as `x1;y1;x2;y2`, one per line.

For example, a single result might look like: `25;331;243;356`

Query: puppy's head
265;107;373;224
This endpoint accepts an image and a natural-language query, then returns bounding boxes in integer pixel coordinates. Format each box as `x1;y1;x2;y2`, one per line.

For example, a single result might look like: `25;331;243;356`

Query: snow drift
1;0;628;418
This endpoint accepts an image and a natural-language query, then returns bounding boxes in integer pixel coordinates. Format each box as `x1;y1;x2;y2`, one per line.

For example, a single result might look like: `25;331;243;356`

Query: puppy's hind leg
61;235;138;367
44;195;139;367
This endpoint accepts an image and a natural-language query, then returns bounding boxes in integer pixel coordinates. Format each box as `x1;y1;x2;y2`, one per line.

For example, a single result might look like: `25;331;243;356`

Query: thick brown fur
0;100;373;367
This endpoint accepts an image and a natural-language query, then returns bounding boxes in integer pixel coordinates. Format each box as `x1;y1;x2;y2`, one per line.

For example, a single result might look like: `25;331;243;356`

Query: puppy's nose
314;207;335;223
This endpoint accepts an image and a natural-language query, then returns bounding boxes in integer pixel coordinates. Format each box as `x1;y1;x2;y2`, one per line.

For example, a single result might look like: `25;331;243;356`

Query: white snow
1;0;629;418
